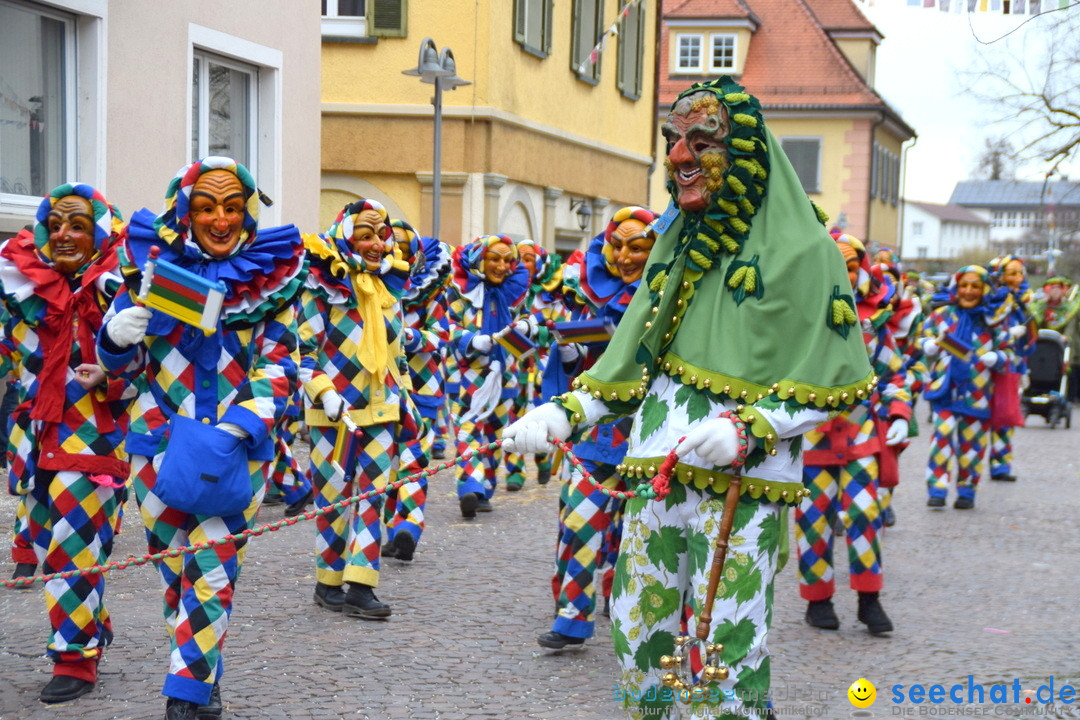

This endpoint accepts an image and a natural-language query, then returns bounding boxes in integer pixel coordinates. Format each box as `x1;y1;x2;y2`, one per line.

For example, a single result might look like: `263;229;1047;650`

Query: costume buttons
46;452;55;459
202;418;211;424
202;380;211;388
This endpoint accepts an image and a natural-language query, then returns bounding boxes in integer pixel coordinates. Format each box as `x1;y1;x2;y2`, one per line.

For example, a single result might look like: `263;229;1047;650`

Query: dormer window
676;33;703;72
710;34;735;71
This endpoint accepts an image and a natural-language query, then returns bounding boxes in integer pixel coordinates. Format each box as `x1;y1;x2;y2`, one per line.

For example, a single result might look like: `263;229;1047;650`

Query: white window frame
188;25;282;226
913;221;923;237
709;33;736;72
0;0;105;227
675;33;704;73
321;0;368;39
191;51;258;173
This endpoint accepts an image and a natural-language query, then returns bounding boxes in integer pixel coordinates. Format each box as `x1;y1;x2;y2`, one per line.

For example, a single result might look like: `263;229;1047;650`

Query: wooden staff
694;471;742;642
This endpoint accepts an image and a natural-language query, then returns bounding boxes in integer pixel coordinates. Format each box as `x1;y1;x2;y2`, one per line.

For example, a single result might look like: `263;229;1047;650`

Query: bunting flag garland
576;0;645;74
866;0;1073;13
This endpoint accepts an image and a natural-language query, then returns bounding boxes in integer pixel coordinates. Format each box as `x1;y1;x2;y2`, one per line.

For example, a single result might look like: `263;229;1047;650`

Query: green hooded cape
565;78;874;496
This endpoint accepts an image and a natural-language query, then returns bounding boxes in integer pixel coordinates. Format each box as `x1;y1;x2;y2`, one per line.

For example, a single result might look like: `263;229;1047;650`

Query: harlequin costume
381;219;452;561
298;199;416;618
98;158;304;712
504;238;568;490
918;266;1009;509
512;78;874;719
266;385;312;516
0;183;131;701
795;235;912;634
446;235;529;516
539;206;657;650
985;255;1036;482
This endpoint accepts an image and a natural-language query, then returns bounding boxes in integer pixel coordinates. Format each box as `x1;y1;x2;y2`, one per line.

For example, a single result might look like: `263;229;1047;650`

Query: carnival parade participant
796;234;912;635
446;235;530;518
265;386;313;517
504;238;567;491
537;206;658;650
918;266;1009;510
986;255;1035;482
299;199;415;617
1030;276;1080;400
380;218;452;562
0;184;131;703
98;157;304;720
506;78;873;719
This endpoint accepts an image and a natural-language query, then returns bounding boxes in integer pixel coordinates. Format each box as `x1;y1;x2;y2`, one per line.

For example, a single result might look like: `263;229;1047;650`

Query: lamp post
403;39;470;241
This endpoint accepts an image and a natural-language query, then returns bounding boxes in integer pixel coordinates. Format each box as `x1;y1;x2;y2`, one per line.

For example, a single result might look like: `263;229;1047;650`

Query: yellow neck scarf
352;270;396;376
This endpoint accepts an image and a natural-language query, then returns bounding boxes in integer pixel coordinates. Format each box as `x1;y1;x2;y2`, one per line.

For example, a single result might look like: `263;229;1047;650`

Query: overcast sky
857;0;1078;204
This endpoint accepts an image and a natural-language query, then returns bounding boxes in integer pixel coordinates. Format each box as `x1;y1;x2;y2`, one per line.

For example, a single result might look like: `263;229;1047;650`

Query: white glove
1008;325;1028;339
979;351;999;368
106;306;152;348
922;339;940;357
320;389;347;422
501;402;573;454
884;418;908;446
676;417;754;468
513;316;538;338
558;343;580;363
217;422;249;439
471;334;493;353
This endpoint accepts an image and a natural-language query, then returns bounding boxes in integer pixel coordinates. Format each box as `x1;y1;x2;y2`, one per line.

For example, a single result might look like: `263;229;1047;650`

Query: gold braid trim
617;457;809;506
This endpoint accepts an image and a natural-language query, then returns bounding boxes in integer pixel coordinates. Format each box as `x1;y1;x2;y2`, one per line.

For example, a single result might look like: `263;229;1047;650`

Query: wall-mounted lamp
569;198;593;232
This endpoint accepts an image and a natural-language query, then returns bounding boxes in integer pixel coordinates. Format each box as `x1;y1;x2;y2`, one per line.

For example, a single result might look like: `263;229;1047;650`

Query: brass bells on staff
659;637;729;700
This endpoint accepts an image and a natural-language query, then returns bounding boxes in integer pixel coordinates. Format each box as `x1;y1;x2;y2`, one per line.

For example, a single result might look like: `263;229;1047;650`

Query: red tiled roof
666;0;753;18
801;0;876;32
659;0;886;110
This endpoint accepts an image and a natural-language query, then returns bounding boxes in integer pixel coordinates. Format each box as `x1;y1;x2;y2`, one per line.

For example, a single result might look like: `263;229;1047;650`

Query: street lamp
403;38;470;241
569;198;593;232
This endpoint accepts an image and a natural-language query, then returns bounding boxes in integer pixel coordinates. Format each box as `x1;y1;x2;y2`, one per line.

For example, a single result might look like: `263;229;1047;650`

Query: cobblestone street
2;407;1078;719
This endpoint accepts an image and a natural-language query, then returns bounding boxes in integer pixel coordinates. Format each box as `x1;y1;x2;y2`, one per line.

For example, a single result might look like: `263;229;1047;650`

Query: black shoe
882;505;897;527
283;488;313;517
953;496;975;510
537;467;552;485
537;630;585;649
165;697;200;720
432;447;446;460
196;683;222;720
313;582;345;612
505;479;524;492
11;562;36;589
262;492;285;507
460;492;478;519
602;597;611;618
926;496;946;508
392;532;416;562
805;599;840;630
857;592;893;634
476;494;493;512
343;583;391;619
991;474;1017;482
40;674;95;703
380;541;398;559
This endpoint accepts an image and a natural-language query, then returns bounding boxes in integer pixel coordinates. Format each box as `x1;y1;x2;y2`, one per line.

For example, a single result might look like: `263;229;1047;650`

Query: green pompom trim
618;457;807;506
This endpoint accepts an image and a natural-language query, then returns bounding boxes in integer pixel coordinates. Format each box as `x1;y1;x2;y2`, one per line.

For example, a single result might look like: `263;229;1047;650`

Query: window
321;0;367;39
676;34;703;72
514;0;553;57
913;221;924;237
369;0;406;38
710;34;735;72
917;246;928;259
781;138;821;194
616;1;645;99
189;26;282;225
192;51;256;173
0;1;74;202
571;0;604;83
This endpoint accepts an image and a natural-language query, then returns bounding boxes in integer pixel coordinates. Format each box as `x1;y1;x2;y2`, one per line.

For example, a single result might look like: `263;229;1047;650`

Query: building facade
0;0;321;237
901;200;990;266
652;0;915;250
950;179;1080;262
320;0;657;252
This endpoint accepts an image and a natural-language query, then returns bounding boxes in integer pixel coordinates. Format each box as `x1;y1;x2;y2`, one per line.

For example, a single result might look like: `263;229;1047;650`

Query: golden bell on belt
661;672;679;687
659;655;678;670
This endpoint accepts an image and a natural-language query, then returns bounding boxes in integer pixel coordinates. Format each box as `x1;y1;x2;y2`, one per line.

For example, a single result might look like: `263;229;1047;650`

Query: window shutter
635;5;645;96
370;0;407;38
543;0;553;54
514;0;526;44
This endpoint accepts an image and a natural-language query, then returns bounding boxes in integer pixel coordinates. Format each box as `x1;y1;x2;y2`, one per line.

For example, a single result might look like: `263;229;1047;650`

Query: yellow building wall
322;0;655;161
767;116;855;230
834;39;875;84
665;26;753;76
